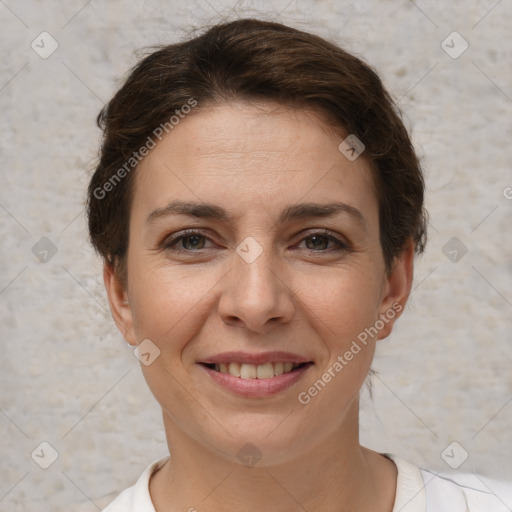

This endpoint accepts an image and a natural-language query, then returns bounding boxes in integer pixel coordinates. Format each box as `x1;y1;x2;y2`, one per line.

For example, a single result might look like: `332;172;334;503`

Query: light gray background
1;0;511;510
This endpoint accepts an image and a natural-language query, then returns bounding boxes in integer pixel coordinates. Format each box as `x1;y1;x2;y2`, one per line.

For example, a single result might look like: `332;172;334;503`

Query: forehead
148;101;349;170
132;101;378;227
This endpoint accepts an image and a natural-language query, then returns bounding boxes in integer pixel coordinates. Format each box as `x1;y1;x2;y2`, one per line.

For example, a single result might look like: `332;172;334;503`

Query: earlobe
377;242;415;340
103;262;137;346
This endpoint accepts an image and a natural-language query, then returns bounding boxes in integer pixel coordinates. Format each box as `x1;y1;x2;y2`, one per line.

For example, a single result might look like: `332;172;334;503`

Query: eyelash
161;229;351;255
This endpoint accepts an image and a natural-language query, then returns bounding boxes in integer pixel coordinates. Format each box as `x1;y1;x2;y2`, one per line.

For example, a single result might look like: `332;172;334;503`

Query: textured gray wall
1;1;511;510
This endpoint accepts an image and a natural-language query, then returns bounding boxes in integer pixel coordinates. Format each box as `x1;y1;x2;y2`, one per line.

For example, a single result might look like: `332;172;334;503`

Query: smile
199;360;313;398
205;361;305;379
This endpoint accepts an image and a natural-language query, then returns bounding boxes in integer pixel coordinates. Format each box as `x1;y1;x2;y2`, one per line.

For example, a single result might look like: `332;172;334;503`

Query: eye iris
183;235;204;250
306;235;329;250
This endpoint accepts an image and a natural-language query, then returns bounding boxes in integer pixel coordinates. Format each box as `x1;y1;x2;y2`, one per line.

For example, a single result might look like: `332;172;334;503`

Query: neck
149;403;397;512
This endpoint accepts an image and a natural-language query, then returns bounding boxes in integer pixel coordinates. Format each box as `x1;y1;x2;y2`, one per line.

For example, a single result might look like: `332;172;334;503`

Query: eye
162;230;213;252
160;229;351;255
296;230;351;253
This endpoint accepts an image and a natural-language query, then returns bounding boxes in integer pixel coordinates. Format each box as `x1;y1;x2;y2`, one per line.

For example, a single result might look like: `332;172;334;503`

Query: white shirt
102;453;512;511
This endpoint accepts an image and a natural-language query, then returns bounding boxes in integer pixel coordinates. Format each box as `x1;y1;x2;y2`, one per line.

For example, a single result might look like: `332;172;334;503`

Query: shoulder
101;456;169;512
421;467;512;512
385;453;512;512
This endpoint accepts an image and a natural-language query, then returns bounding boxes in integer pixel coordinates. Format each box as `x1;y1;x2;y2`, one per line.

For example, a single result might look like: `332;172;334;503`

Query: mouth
198;353;314;397
198;351;313;397
201;361;312;380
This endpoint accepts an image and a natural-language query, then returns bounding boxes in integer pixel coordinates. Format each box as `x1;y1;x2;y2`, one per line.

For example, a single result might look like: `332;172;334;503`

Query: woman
87;18;510;512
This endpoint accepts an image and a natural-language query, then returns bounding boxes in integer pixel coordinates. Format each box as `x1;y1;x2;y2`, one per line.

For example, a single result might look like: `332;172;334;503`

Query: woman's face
105;101;412;465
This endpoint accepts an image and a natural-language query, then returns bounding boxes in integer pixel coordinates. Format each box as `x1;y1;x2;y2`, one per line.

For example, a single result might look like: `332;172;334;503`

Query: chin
196;411;315;468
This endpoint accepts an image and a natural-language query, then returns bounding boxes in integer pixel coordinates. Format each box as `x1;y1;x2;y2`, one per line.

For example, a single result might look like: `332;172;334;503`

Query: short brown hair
87;18;427;285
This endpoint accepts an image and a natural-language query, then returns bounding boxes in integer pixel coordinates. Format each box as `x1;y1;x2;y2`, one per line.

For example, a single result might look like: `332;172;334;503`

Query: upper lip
200;351;312;365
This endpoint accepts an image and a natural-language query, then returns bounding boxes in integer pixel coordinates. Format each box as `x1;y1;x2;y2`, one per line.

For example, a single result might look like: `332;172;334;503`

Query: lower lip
198;363;312;398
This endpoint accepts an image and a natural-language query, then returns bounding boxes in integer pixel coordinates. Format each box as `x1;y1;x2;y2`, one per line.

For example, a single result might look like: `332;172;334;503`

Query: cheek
127;259;219;346
301;266;384;397
297;272;382;405
128;253;384;344
302;266;383;333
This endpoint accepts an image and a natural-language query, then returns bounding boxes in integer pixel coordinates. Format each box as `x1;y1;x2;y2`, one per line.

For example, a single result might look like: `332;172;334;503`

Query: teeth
256;362;274;379
213;362;303;379
274;362;284;376
228;362;241;377
240;363;257;379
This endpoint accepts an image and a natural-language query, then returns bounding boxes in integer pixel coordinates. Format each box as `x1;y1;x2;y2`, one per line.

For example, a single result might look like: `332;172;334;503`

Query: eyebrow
147;200;368;231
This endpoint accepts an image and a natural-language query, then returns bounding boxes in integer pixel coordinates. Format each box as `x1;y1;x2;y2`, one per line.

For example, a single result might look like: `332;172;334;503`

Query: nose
217;241;295;333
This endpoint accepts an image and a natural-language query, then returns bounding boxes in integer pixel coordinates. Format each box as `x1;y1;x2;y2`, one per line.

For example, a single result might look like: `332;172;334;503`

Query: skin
104;100;414;512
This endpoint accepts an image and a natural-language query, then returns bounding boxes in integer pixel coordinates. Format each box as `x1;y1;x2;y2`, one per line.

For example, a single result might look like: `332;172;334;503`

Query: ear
376;241;415;340
103;261;137;346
